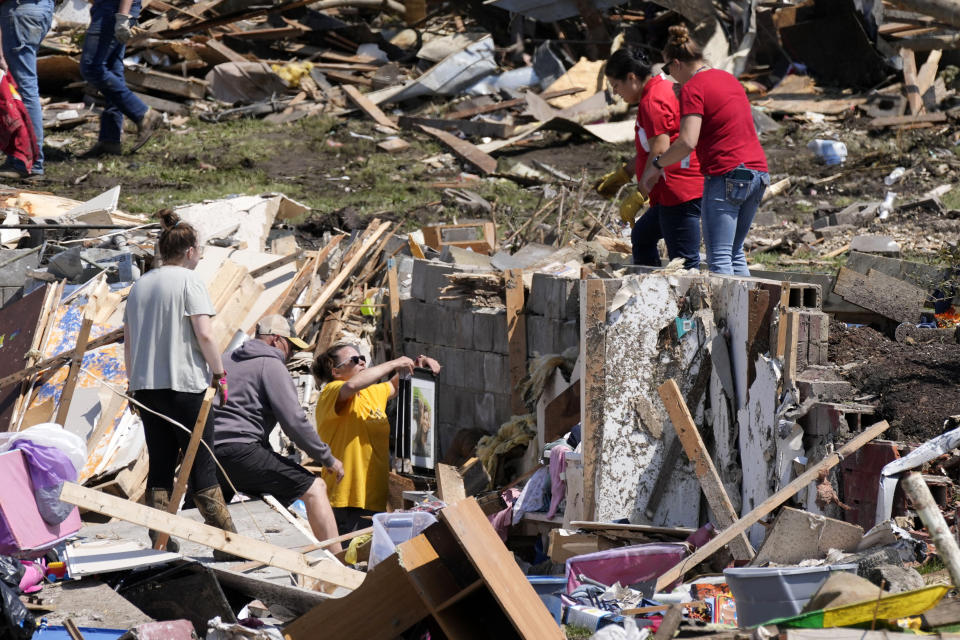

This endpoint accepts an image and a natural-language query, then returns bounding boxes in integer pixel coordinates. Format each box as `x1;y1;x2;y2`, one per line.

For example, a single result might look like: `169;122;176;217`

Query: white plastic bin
723;563;857;627
368;511;438;568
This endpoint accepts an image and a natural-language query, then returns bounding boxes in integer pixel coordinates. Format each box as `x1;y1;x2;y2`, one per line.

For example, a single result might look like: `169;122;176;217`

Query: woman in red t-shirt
640;25;769;276
596;47;703;269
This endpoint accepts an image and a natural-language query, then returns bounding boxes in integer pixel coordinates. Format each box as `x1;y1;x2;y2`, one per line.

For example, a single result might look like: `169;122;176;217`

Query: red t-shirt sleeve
641;94;676;138
680;81;705;118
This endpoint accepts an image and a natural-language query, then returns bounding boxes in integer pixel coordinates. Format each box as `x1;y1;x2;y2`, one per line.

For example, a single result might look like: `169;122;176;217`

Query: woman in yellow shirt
313;342;440;534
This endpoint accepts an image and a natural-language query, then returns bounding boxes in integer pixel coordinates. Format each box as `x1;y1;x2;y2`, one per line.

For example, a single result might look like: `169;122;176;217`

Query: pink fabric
488;488;521;542
546;444;572;519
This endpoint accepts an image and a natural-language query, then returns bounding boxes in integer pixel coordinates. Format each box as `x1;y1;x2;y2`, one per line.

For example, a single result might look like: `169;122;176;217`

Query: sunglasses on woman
334;354;366;368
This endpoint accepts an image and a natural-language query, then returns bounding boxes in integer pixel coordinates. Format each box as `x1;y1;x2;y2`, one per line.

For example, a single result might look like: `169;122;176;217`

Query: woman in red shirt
640;25;769;276
597;47;702;269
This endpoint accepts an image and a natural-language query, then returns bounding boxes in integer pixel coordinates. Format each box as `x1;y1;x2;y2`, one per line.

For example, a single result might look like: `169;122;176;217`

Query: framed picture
408;370;436;470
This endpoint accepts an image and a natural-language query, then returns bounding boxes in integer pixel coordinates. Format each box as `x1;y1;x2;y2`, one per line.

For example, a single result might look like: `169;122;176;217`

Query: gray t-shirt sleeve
184;273;216;317
263;359;336;467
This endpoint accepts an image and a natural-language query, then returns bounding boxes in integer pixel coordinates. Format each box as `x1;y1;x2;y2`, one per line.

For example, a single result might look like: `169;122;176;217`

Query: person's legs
729;171;769;276
659;198;702;270
333;507;376;536
80;0;148;144
134;389;182;491
0;0;53;174
300;478;341;553
631;204;663;266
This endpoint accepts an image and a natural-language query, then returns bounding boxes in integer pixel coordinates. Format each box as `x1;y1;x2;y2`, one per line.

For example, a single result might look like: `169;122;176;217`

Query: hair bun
668;24;690;45
158;208;180;230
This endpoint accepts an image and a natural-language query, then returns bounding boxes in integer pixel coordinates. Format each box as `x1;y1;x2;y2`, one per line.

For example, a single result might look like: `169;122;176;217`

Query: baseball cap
257;314;308;350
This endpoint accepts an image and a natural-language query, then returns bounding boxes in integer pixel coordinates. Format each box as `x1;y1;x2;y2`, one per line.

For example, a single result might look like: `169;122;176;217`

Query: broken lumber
125;67;207;100
294;221;392;334
505;269;527;416
341;84;397;130
653;420;890;591
417;124;497;174
902;472;960;588
581;279;606;522
657;379;755;561
446;88;585;120
869;112;947;128
58;483;365;590
901;48;923;115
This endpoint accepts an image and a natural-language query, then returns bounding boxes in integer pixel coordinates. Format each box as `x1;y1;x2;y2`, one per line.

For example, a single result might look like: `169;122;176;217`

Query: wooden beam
654;420;891;591
581;279;605;522
900;48;923;115
341;84;397;130
833;266;927;324
387;261;401;357
505;270;527;416
55;311;94;426
248;252;300;279
125;67;207;100
399;115;514;139
417;124;497;174
916;48;942;111
657;379;755;562
59;482;365;590
294;222;392;334
154;388;214;551
435;463;466;504
869;112;947;128
323;70;373;87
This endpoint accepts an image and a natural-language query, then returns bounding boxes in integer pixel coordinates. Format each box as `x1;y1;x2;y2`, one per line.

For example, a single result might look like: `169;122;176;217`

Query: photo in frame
408;369;437;470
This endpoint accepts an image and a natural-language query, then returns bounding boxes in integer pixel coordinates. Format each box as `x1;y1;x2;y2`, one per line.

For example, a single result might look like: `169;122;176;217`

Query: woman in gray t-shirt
123;209;236;558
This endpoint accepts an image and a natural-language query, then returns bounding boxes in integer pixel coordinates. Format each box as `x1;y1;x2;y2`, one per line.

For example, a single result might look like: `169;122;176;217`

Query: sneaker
0;166;29;180
79;141;123;158
129;108;164;153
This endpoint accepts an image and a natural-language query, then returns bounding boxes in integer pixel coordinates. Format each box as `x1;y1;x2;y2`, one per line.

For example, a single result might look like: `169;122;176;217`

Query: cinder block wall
400;260;579;458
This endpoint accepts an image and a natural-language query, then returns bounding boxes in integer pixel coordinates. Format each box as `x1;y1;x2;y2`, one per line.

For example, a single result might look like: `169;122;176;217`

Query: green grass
562;624;594;640
46;114;546;235
942;186;960;211
918;556;946;575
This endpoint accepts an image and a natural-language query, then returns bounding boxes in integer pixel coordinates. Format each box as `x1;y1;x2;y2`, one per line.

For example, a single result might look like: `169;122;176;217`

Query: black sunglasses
334;354;366;368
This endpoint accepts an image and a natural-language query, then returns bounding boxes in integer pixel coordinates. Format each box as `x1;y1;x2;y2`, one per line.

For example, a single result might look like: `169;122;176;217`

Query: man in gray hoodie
213;314;344;553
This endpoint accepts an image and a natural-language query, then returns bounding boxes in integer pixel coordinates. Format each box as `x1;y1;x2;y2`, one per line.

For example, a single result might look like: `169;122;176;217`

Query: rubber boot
144;488;179;553
194;485;241;561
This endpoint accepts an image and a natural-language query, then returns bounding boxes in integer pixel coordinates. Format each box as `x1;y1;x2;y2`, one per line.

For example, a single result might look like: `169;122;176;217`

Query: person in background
213;315;345;553
641;24;768;276
123;210;236;558
0;0;53;179
313;344;441;535
79;0;163;157
598;46;702;269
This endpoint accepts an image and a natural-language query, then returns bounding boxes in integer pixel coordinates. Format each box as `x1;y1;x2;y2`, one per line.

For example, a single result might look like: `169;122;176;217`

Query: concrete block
411;259;460;302
753;506;863;565
442;348;466;388
526;314;561;357
850;234;900;257
460;350;488;390
474;391;499;432
473;308;508;355
451;308;475;349
452;387;476;430
437;382;457;427
482;352;511;395
492;392;512;427
528;273;579;320
796;366;854;403
436;421;457;461
559;319;579;353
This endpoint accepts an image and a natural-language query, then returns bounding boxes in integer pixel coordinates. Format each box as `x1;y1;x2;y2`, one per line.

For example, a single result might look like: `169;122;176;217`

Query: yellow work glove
619;190;649;227
595;163;632;199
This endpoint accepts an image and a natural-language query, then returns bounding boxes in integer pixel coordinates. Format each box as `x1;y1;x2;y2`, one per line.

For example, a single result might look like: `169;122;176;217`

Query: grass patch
941;186;960;211
918;556;946;575
562;624;594;640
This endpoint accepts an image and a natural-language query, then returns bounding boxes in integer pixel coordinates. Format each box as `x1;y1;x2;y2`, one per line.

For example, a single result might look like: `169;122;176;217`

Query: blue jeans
701;166;769;276
0;0;53;174
80;0;147;144
631;198;702;269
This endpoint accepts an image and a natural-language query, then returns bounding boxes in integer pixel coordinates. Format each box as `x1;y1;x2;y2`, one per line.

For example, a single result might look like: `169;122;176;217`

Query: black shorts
215;442;316;506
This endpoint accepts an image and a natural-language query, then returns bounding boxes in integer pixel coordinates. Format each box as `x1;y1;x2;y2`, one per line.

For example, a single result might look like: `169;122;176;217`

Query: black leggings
134;388;218;492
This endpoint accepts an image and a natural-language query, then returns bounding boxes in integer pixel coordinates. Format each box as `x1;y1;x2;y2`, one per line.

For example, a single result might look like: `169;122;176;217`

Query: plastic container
806;139;847;166
528;576;566;623
368;511;438;568
884;167;905;186
878;191;897;220
723;563;857;627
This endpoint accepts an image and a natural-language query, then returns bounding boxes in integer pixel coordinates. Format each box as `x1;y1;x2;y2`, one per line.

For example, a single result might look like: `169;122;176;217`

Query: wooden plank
9;282;58;430
652;604;683;640
435;463;466;504
154;388;214;551
387;261;400;357
341;84;398;129
446;87;585;120
917;49;943;109
869;112;947;128
59;482;365;590
569;521;695;536
408;237;425;259
417;124;497;174
505;269;527;416
323;70;373;88
281;553;427;640
262;236;342;321
654;420;891;591
399;115;515;139
294;221;392;334
55;312;94;426
248;252;299;279
201;38;247;63
221;25;306;40
231;526;373;572
438;498;564;639
581;278;605;522
784;311;800;389
901;47;923;114
125;67;207;100
130;91;188;116
833;266;927;324
657;379;755;562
